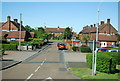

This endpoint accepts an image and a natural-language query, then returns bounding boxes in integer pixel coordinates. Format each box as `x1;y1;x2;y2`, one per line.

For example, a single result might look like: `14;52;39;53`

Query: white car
107;49;119;52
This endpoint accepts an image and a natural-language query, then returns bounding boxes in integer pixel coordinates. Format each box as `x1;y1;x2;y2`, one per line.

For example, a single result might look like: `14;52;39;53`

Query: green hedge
80;47;92;53
98;52;119;65
2;44;17;50
86;53;117;73
72;46;79;51
0;48;4;56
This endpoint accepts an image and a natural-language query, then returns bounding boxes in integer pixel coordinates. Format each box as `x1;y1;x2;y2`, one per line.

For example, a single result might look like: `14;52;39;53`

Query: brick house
45;26;72;37
79;19;118;47
0;16;34;41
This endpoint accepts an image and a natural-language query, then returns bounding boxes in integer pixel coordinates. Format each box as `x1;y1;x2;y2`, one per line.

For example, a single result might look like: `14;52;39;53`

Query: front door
101;42;107;47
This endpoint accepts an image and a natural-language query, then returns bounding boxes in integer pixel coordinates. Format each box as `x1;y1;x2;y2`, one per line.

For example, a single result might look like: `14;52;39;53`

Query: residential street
2;41;81;80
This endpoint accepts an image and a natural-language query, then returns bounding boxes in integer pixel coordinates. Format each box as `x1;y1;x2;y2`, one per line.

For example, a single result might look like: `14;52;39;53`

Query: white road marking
25;73;34;81
42;77;53;81
35;66;41;72
46;77;52;79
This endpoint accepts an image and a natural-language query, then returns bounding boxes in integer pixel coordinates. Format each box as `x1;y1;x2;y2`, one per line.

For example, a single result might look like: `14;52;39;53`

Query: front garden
70;52;120;80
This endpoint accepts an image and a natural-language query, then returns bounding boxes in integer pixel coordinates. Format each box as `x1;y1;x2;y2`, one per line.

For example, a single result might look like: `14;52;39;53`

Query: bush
98;52;119;65
80;47;92;53
9;41;19;45
2;44;17;50
0;48;4;56
86;53;117;73
72;46;79;51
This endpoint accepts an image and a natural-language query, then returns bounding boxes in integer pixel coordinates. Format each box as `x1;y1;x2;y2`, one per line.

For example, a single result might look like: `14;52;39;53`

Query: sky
2;2;118;33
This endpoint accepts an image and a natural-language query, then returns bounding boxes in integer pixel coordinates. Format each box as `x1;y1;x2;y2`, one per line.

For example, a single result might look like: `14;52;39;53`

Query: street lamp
94;9;100;75
19;13;22;51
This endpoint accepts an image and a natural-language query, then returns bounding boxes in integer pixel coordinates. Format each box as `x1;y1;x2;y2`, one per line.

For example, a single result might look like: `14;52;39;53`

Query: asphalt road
2;41;80;80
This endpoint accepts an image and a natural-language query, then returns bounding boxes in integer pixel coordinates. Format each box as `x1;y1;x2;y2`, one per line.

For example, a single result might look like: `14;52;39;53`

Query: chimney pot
107;19;110;24
94;24;96;27
101;21;104;25
90;25;93;27
7;16;11;21
14;19;18;23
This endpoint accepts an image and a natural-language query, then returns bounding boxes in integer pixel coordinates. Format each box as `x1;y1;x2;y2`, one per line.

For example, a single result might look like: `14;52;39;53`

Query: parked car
57;43;66;50
106;49;120;52
97;48;110;52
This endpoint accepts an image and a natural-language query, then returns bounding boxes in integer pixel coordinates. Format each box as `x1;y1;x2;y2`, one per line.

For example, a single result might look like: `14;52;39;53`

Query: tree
24;25;34;32
37;27;49;41
117;34;120;42
82;34;90;45
64;27;71;40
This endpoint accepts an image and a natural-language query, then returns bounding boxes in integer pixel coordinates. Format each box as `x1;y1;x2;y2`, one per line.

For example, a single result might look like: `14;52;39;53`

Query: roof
80;23;118;34
6;31;26;38
90;33;117;42
45;28;72;33
11;21;26;31
30;32;34;38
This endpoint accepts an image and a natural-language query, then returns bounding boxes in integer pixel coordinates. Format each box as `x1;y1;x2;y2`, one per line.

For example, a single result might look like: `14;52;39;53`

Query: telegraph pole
19;13;22;51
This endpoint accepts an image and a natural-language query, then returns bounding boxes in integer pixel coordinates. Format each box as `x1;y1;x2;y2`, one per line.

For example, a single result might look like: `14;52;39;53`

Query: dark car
57;43;66;50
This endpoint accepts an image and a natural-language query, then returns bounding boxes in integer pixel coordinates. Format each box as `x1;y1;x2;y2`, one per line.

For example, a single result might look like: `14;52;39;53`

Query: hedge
2;44;17;50
80;47;92;53
98;52;119;65
86;53;117;73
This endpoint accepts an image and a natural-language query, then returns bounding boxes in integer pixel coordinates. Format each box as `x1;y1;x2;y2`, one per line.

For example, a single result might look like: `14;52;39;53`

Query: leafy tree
64;27;71;40
36;27;49;42
25;25;35;32
82;34;90;45
117;34;120;42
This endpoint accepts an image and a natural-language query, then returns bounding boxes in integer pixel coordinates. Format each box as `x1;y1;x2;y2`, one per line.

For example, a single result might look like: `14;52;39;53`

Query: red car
57;43;66;50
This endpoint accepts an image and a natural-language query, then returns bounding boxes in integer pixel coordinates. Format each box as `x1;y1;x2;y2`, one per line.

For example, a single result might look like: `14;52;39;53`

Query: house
79;19;118;47
45;26;72;37
0;16;34;41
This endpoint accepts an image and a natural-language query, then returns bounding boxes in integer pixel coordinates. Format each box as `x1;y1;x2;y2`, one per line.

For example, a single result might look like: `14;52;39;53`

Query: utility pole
19;13;22;51
94;9;100;75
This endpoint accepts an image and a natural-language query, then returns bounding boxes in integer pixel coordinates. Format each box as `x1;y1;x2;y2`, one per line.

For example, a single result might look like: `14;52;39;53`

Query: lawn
70;68;119;81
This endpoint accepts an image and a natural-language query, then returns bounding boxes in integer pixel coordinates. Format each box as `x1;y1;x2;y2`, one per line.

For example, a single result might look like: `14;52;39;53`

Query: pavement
1;45;49;70
63;51;88;68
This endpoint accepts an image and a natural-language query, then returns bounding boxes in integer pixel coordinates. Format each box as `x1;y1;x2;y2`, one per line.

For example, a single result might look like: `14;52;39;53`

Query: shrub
2;44;17;50
0;48;4;56
98;52;119;65
86;53;117;73
9;41;19;45
80;47;92;53
72;46;79;51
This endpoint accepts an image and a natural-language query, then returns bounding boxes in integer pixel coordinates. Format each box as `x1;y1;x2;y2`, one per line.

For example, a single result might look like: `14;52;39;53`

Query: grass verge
70;68;119;81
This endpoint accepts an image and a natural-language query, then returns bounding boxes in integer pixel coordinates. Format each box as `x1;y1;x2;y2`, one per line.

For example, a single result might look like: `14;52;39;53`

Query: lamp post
19;13;22;51
94;9;100;75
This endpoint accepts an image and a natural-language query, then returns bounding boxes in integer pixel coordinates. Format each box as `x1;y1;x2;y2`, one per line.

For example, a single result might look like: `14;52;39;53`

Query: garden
70;52;120;80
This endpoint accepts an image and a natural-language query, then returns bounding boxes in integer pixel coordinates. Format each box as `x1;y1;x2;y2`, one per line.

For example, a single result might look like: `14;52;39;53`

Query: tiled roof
30;32;34;38
45;28;72;33
11;21;26;31
90;33;117;42
6;31;26;38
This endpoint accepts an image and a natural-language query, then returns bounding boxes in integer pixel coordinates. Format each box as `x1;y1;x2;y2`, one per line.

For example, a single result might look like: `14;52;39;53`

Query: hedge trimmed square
86;53;117;73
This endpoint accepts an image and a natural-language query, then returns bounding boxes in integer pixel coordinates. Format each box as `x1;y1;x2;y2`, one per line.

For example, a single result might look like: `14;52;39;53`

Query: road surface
2;41;80;81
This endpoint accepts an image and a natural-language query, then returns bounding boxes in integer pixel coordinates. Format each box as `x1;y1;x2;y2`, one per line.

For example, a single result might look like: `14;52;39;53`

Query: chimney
7;16;11;21
14;19;18;23
94;24;96;27
101;21;104;25
107;19;110;24
57;26;60;30
90;25;93;27
7;16;11;31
